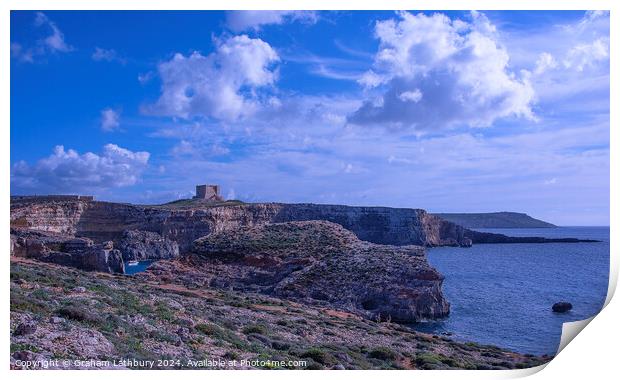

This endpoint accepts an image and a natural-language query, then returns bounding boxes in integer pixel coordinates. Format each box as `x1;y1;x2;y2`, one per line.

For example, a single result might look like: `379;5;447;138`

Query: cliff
11;199;468;250
10;229;124;274
434;212;556;228
10;198;594;253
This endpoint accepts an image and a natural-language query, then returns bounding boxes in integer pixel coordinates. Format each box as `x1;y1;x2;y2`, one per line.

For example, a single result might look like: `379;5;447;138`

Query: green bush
415;352;442;367
242;324;266;335
196;323;218;335
368;347;397;361
300;348;335;365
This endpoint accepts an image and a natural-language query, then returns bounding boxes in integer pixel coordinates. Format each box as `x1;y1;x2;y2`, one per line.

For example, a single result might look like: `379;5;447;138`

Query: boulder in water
552;302;572;313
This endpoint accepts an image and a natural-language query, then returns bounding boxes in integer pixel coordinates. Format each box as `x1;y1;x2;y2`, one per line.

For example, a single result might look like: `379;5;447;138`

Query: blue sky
10;10;610;225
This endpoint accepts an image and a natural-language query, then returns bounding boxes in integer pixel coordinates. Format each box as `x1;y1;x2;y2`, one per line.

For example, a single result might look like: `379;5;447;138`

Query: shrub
196;323;218;336
223;351;239;360
415;352;442;367
368;347;397;361
242;324;266;335
154;304;175;321
56;305;102;324
300;348;335;365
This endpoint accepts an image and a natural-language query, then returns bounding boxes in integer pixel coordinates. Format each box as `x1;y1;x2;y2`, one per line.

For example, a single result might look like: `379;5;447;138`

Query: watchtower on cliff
193;184;224;202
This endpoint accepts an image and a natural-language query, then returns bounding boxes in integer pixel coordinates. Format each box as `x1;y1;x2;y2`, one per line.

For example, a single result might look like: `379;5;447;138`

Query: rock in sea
552;302;573;313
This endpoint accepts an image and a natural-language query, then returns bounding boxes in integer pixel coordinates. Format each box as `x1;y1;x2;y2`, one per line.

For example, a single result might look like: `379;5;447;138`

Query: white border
2;1;616;379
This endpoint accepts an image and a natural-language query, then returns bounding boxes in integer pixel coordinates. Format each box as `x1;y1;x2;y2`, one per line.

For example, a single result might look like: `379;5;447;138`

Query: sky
10;10;610;225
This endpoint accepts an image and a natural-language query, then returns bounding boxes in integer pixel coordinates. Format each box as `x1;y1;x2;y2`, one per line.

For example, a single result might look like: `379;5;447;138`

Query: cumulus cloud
534;52;557;75
100;108;120;131
563;38;609;71
348;11;535;130
144;35;279;121
532;39;609;76
510;11;609;112
11;12;73;62
11;144;150;193
226;10;318;32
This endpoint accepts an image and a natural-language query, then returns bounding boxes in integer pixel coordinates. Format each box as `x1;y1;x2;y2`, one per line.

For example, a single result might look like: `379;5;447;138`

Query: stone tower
193;184;223;201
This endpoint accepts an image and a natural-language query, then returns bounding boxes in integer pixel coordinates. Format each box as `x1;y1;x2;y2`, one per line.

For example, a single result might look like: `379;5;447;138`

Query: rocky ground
141;221;449;322
10;259;550;370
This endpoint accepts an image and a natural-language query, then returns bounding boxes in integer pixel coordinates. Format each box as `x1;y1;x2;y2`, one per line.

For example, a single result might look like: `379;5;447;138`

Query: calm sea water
416;227;610;355
124;260;156;275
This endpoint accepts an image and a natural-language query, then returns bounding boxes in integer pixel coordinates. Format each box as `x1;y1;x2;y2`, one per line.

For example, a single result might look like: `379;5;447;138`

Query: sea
124;260;157;275
416;226;610;355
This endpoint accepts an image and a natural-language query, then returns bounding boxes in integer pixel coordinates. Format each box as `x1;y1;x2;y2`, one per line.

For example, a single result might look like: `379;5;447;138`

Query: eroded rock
150;221;450;322
117;230;179;261
10;229;125;274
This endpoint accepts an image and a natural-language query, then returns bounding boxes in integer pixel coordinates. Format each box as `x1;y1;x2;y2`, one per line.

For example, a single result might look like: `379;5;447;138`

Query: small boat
127;260;139;266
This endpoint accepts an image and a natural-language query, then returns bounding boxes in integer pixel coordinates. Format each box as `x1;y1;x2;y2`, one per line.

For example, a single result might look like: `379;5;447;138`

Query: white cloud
544;177;558;185
171;140;230;158
10;43;34;63
34;12;73;53
534;52;557;75
284;51;368;82
226;10;317;32
358;70;384;88
11;12;73;62
387;155;415;165
138;71;155;84
398;89;423;103
563;38;609;72
144;35;279;121
499;11;609;116
11;144;150;193
92;47;125;64
100;108;120;131
577;10;610;31
171;140;196;156
348;11;535;130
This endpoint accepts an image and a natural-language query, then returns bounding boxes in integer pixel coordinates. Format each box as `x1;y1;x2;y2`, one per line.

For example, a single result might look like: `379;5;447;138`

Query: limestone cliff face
117;230;179;261
10;229;125;274
10;199;474;252
11;198;591;253
10;200;87;235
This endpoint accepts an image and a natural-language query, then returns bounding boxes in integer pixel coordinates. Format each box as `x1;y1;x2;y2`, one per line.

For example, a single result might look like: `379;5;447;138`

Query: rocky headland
434;212;556;228
140;221;449;322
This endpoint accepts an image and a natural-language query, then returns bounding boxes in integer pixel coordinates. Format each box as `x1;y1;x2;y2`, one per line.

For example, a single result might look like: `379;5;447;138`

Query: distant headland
434;212;556;229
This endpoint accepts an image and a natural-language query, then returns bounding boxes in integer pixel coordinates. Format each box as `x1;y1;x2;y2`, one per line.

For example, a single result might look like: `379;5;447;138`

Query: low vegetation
10;259;550;370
